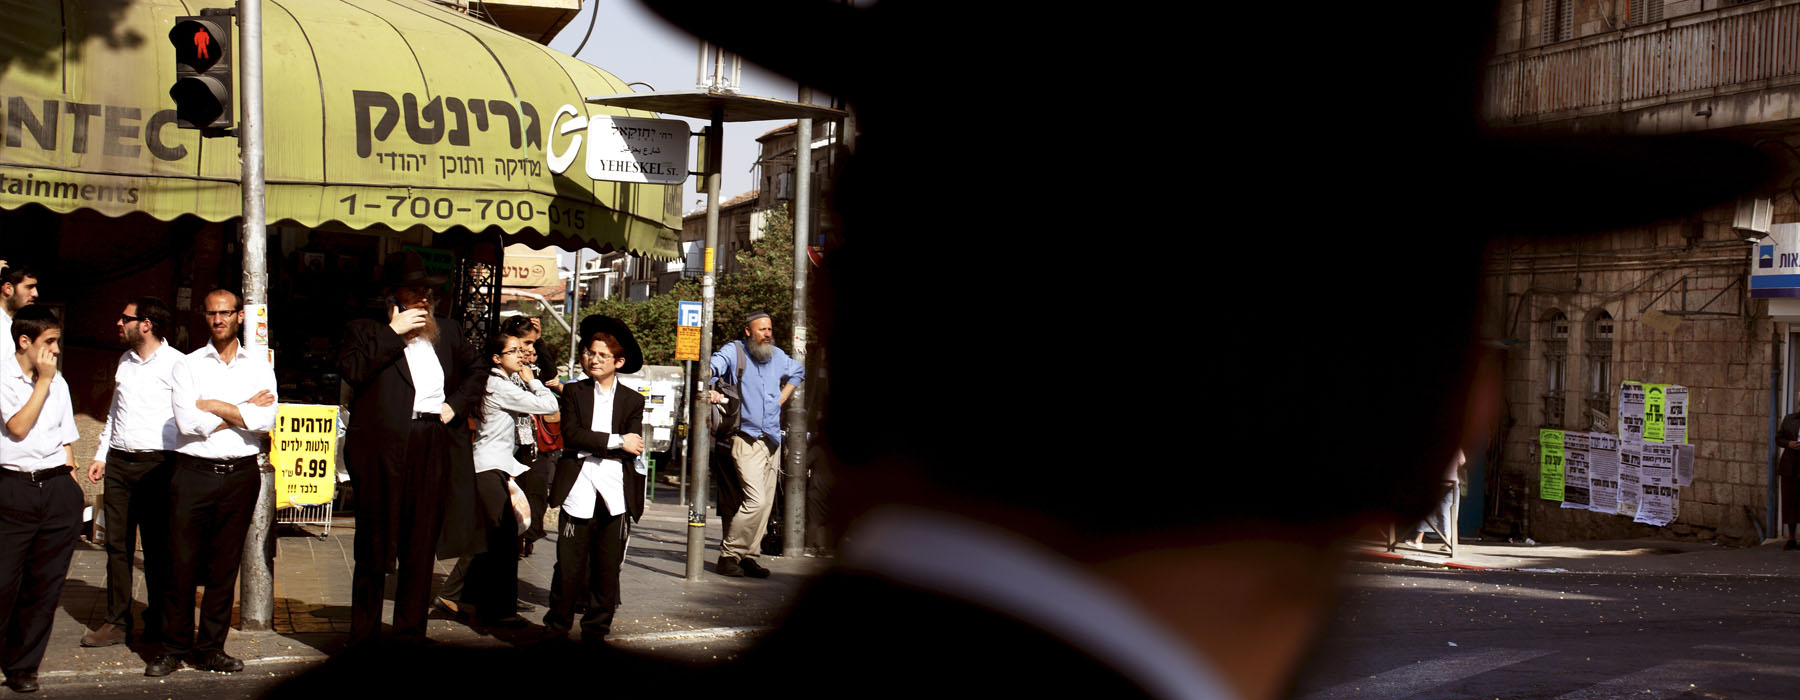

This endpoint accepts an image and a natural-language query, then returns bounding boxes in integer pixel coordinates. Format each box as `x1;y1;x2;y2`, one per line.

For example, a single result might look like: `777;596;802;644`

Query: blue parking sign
678;301;702;328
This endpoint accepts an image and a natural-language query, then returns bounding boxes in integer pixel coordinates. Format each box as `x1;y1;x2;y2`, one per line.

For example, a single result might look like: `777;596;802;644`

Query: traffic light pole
237;0;275;633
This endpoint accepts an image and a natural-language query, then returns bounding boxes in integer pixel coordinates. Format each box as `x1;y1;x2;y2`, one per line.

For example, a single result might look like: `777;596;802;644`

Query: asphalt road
1292;562;1800;699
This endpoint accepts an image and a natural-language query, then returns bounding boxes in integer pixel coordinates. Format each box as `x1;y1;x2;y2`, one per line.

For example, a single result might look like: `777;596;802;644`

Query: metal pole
686;108;723;580
680;359;691;507
237;0;274;633
782;87;812;557
568;249;582;373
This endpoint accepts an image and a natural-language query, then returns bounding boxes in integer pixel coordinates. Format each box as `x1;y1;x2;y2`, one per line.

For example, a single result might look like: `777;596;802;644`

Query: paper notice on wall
1562;439;1592;510
1539;429;1566;502
1665;385;1688;444
1618;441;1642;516
1587;432;1620;514
1634;443;1679;526
1674;443;1695;487
1620;382;1646;443
1644;384;1668;442
1634;443;1678;526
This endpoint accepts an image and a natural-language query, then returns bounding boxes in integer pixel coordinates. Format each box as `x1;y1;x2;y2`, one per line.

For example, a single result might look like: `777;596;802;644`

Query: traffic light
168;16;233;130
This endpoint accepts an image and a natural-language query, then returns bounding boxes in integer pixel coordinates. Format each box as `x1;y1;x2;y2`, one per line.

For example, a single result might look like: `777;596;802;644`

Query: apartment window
1584;310;1614;428
1543;310;1569;427
1627;0;1663;24
1543;0;1573;44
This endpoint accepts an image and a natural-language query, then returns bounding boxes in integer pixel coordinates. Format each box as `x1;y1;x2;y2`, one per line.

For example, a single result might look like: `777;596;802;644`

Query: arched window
1543;310;1569;427
1584;310;1615;428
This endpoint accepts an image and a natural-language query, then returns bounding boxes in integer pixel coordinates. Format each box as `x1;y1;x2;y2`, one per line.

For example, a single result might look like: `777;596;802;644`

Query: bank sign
1751;223;1800;298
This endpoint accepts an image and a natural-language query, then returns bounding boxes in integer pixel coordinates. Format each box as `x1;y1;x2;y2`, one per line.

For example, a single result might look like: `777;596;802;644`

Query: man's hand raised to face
388;308;429;336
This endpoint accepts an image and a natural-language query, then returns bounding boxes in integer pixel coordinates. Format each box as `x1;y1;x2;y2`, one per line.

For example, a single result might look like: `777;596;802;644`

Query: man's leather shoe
2;672;37;693
188;650;243;673
80;623;126;647
716;556;745;577
144;656;179;678
740;559;771;579
515;599;536;613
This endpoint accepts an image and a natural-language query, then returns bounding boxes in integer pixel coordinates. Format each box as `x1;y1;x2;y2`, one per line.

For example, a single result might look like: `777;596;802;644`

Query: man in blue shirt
707;311;803;578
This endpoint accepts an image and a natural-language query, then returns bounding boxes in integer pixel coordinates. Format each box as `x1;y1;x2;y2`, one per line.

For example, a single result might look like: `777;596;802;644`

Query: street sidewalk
41;483;828;685
1352;534;1800;576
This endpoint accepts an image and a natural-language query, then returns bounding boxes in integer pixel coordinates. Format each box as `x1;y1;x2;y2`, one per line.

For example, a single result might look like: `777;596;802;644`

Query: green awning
0;0;682;259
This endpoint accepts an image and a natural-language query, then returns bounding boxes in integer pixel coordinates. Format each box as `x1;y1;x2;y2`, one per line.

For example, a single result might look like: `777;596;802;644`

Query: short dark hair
1;264;35;290
129;296;172;341
500;315;534;338
12;305;58;352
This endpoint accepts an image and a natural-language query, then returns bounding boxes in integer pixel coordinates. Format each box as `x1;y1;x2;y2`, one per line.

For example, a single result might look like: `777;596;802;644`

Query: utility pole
782;87;812;556
236;0;274;632
686;108;724;580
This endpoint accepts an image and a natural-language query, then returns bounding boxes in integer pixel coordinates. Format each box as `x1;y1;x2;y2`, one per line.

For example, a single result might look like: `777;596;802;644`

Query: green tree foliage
523;204;797;375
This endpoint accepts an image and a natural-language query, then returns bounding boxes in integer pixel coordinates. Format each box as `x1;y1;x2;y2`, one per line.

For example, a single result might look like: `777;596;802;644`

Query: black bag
709;341;747;438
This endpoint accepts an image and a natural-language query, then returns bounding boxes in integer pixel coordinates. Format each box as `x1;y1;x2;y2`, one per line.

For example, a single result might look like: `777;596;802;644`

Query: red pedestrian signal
168;16;233;130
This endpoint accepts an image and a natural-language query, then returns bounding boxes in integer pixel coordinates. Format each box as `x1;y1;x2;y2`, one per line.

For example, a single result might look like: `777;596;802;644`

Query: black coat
550;377;646;522
338;317;489;559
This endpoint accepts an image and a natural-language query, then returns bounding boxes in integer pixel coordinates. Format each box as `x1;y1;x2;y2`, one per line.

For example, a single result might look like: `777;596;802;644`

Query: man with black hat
542;315;645;643
706;311;803;578
337;252;487;645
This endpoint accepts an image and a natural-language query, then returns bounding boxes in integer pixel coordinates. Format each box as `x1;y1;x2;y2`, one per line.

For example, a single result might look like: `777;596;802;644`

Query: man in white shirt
543;316;645;643
0;263;39;354
146;290;276;678
0;305;81;694
79;297;181;649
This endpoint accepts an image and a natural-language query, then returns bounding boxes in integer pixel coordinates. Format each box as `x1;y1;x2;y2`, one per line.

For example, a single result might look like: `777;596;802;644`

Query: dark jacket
550;376;646;522
1780;412;1800;479
338;317;489;559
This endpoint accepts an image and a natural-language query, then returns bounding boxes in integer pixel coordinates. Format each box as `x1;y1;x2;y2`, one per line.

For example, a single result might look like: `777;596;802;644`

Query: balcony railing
1484;0;1800;123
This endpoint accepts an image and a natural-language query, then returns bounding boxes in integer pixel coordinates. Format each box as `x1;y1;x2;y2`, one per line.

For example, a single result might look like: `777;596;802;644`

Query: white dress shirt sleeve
93;415;113;463
238;360;279;433
170;356;225;437
58;378;77;446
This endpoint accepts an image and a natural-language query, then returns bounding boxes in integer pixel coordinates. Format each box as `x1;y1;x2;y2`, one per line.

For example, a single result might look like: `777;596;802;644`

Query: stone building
1477;0;1800;543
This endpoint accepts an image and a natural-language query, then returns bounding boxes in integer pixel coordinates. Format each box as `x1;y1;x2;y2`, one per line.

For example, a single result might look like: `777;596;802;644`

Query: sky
545;0;809;218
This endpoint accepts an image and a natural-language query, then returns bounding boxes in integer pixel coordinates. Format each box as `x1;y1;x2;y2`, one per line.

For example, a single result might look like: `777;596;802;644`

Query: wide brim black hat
380;251;448;289
578;313;642;375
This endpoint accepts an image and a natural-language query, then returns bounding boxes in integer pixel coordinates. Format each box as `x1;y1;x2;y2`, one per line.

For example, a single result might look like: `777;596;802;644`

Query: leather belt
184;454;257;474
112;448;165;457
412;411;440;421
0;465;71;484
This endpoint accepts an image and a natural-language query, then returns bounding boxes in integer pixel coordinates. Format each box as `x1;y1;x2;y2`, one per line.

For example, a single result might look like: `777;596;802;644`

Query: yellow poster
675;325;701;362
272;404;339;507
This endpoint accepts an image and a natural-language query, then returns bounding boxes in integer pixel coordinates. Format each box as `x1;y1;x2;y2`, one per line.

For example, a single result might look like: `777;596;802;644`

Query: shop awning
0;0;681;259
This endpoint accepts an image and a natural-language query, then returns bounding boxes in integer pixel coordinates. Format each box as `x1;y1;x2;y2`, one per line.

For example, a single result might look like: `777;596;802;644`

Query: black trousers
350;420;449;643
544;509;626;639
520;448;554;543
160;455;258;657
712;446;740;536
464;470;519;623
0;470;81;676
100;450;174;638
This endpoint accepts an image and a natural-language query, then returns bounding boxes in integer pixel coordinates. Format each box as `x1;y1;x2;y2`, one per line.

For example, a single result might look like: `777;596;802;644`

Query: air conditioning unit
1734;197;1773;240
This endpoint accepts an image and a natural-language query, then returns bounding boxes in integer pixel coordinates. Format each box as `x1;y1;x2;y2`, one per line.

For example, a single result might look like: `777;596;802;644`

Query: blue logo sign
678;301;702;328
1762;245;1775;268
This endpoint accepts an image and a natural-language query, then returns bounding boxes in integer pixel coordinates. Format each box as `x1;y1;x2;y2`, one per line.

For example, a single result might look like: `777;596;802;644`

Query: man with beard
337;252;486;646
706;311;803;579
148;290;276;677
0;264;39;351
81;297;180;649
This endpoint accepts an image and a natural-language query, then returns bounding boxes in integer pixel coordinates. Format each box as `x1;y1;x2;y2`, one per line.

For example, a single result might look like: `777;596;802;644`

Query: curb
1352;549;1491;571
